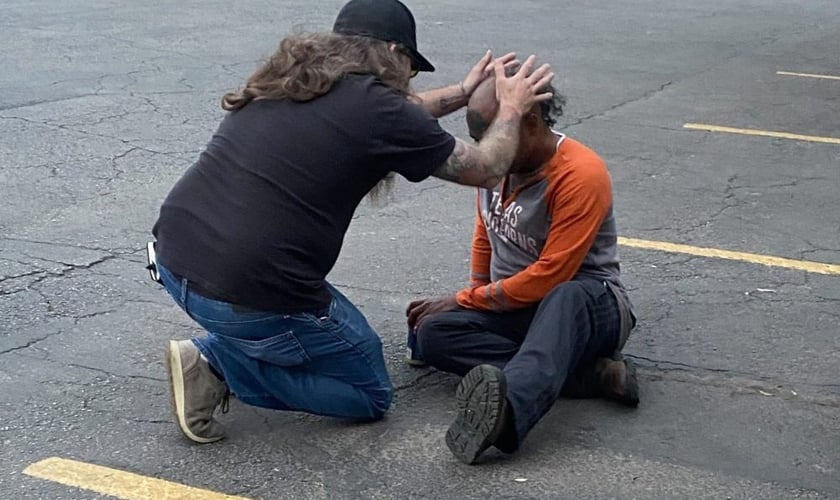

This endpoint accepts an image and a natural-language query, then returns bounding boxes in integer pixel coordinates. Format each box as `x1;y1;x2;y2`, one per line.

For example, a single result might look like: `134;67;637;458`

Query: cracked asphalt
1;0;838;498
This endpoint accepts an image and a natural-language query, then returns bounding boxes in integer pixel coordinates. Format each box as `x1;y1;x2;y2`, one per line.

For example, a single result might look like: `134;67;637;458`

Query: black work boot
595;352;640;407
445;364;510;464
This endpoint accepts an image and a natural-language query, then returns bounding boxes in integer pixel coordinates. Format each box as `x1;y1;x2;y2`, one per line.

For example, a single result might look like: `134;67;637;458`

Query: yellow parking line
24;457;250;500
618;237;840;275
776;70;840;81
683;123;840;145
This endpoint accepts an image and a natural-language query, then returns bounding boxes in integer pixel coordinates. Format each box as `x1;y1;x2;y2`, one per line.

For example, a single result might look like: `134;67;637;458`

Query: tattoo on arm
435;94;468;116
433;139;474;183
417;84;468;118
433;117;521;187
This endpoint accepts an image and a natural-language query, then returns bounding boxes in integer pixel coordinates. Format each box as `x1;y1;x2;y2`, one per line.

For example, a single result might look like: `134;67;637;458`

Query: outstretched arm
414;83;470;118
415;51;516;118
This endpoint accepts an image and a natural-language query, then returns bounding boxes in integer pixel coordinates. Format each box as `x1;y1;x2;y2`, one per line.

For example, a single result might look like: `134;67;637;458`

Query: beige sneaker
166;340;229;443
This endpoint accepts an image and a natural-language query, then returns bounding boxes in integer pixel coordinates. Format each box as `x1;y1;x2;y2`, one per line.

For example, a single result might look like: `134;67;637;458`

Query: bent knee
415;316;451;363
544;280;591;304
365;385;393;420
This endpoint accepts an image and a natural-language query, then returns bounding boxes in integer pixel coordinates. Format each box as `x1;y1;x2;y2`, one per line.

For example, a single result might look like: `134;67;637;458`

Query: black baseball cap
333;0;435;72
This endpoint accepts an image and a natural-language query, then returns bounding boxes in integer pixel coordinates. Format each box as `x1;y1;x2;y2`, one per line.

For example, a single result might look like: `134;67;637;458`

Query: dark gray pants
417;278;621;449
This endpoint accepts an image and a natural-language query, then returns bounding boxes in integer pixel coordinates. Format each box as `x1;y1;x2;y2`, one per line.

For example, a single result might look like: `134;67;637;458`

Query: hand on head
494;55;554;118
461;51;518;96
466;55;554;141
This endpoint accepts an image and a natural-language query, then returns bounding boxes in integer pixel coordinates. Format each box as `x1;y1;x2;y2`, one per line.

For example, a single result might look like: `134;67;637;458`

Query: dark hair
222;32;410;110
501;64;565;127
539;85;565;127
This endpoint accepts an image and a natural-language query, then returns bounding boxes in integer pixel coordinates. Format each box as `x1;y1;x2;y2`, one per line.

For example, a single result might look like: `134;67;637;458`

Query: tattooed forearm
436;95;468;115
416;84;469;118
433;115;521;188
434;140;474;184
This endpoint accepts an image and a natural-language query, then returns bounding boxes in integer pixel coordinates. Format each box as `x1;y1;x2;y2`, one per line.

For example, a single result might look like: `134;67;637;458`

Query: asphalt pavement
1;0;839;498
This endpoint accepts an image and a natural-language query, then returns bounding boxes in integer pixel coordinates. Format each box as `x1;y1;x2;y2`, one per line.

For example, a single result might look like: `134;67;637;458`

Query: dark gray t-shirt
153;74;455;312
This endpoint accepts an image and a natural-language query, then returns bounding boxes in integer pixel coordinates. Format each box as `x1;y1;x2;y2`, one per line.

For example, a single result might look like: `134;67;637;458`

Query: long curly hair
222;32;411;110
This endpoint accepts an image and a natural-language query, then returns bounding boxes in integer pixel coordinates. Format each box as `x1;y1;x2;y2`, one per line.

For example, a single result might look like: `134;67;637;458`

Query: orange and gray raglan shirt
455;134;635;347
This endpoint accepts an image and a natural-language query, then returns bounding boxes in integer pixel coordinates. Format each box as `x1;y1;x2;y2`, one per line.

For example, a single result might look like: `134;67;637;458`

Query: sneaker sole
445;365;507;465
166;340;223;444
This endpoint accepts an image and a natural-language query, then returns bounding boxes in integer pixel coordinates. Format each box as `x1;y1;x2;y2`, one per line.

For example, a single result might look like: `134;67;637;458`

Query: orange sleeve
456;158;612;311
468;193;492;287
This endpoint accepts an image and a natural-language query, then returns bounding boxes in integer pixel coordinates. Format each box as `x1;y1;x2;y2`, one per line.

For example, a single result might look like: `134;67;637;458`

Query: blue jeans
158;263;393;421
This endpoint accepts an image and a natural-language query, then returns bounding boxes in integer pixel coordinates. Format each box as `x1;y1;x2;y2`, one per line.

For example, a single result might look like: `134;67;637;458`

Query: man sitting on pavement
406;73;639;464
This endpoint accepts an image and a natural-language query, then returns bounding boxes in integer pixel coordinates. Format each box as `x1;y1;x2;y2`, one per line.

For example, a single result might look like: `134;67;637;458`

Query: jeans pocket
216;330;309;367
295;299;339;331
